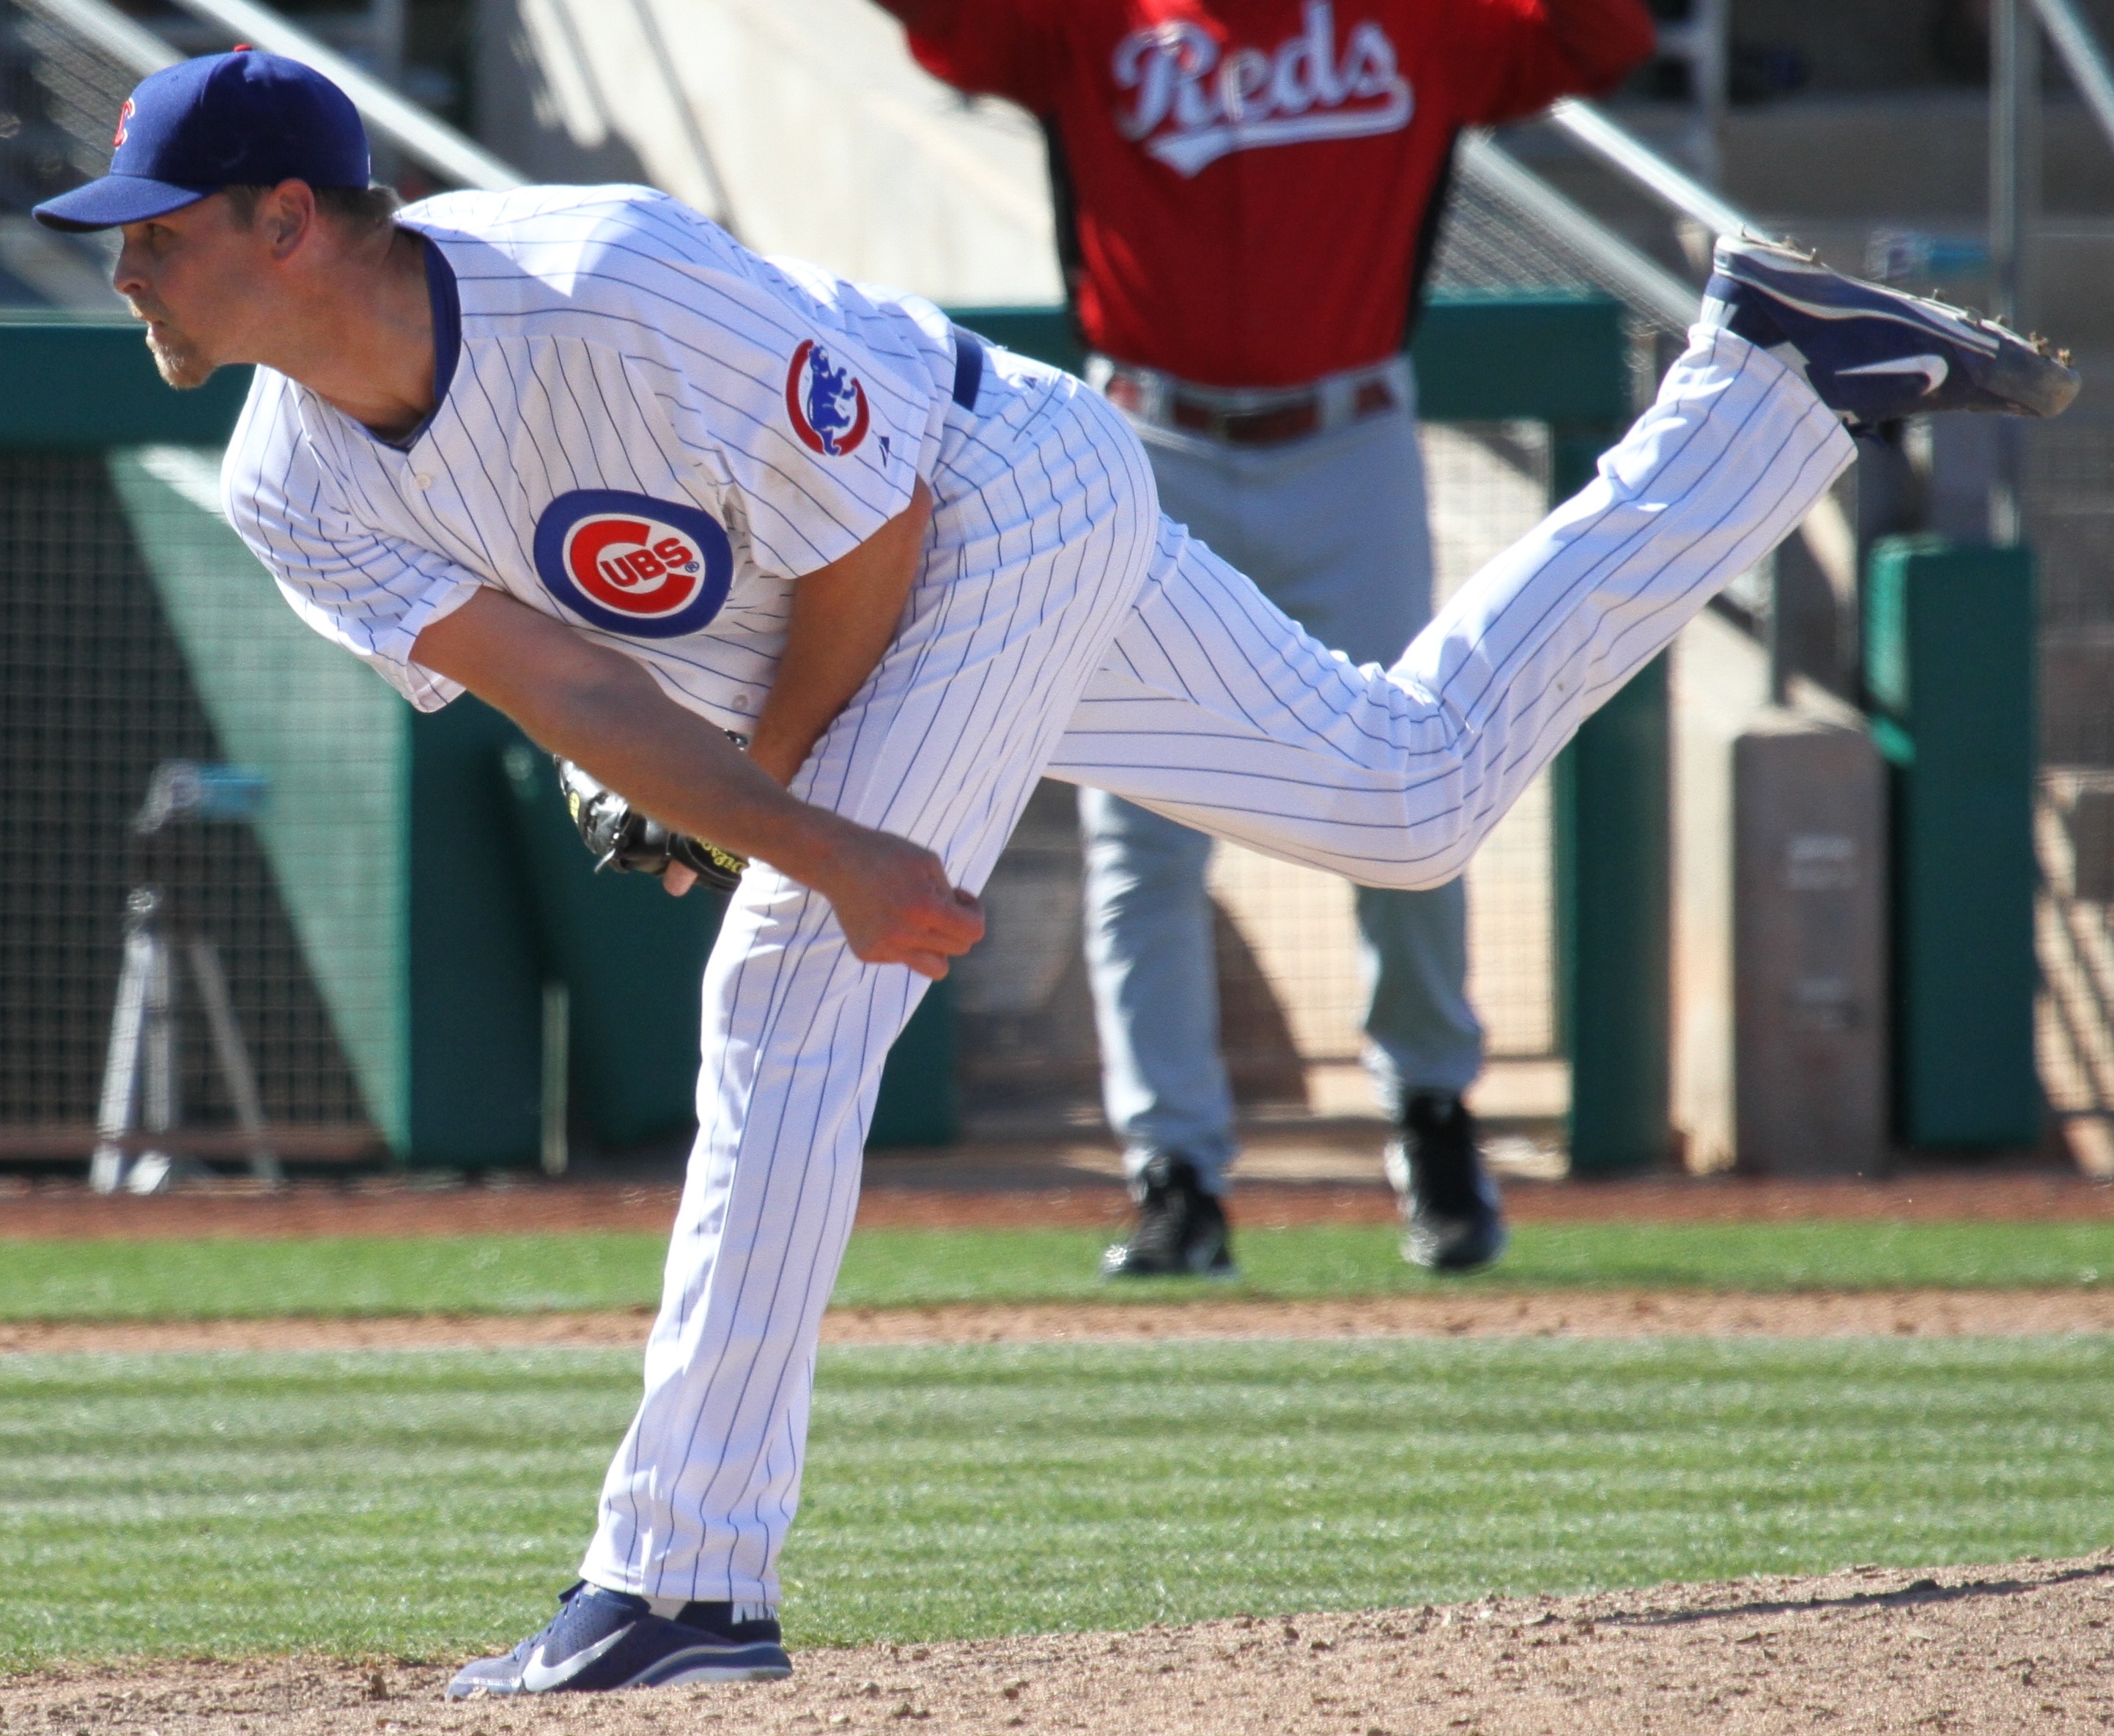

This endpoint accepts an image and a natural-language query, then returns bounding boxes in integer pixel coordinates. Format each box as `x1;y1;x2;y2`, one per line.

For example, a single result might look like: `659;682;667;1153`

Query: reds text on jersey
1114;1;1413;177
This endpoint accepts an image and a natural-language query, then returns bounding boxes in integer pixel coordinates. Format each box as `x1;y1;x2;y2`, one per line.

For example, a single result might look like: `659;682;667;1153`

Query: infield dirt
9;1554;2112;1735
7;1285;2114;1354
5;1132;2112;1241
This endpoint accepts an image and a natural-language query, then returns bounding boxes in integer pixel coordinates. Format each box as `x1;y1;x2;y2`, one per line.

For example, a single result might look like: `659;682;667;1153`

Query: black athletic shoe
1101;1153;1238;1278
1704;234;2080;432
446;1581;791;1698
1384;1093;1507;1273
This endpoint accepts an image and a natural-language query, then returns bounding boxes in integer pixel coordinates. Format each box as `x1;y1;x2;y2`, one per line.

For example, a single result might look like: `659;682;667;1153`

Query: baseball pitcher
37;48;2075;1697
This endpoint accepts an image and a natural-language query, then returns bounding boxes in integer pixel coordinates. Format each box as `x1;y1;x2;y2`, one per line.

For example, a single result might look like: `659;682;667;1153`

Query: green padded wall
1863;536;2041;1148
1415;295;1631;424
1553;657;1672;1172
868;978;959;1148
406;697;548;1165
498;742;723;1148
0;317;253;448
106;446;413;1150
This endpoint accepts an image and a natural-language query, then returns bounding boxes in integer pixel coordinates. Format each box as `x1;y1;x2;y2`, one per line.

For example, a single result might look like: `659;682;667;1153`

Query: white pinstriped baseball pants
582;326;1855;1608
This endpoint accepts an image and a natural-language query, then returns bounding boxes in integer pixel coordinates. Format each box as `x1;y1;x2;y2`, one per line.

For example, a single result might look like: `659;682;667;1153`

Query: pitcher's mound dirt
12;1554;2113;1735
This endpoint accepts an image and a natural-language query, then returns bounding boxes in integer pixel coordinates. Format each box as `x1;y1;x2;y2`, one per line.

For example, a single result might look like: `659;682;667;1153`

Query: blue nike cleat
445;1581;791;1698
1704;234;2080;432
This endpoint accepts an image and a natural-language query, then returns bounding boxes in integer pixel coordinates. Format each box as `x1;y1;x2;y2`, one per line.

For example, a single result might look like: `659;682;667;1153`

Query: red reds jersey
902;0;1656;387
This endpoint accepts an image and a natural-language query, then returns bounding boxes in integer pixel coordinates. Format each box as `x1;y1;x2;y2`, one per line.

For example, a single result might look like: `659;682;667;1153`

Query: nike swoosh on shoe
1838;354;1950;394
519;1627;629;1692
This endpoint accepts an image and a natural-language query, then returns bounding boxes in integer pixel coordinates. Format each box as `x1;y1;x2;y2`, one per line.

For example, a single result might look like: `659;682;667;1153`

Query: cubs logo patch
785;339;871;457
531;490;733;640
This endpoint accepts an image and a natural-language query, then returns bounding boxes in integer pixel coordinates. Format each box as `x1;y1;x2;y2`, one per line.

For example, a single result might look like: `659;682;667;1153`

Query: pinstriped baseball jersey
222;184;962;736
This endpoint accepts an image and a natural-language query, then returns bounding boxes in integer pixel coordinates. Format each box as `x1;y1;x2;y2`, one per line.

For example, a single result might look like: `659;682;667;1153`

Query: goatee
145;325;213;390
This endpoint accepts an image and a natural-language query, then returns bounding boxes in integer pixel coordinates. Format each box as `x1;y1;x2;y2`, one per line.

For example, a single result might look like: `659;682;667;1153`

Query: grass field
4;1219;2113;1321
5;1336;2113;1668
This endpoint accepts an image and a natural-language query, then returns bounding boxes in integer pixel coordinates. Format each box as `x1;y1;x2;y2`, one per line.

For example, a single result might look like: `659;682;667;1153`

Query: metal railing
2034;0;2114;158
1544;97;1766;246
1454;130;1700;336
16;0;522;191
15;0;169;76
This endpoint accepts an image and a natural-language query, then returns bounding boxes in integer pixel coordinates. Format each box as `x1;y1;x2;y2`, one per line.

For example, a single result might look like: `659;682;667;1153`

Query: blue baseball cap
33;50;369;232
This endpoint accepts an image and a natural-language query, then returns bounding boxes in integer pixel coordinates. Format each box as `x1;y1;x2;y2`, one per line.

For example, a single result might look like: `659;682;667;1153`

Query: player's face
112;194;277;389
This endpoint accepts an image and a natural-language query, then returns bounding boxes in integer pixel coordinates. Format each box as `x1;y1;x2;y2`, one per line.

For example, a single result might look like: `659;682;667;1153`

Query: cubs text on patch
533;490;733;639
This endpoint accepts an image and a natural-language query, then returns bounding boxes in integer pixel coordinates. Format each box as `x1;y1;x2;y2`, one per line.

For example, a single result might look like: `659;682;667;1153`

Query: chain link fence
2030;407;2114;1123
0;449;388;1160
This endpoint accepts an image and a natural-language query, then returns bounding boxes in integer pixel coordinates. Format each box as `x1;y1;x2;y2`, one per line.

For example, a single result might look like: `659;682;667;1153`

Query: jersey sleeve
620;302;938;584
1444;0;1658;128
897;0;1065;111
222;406;485;712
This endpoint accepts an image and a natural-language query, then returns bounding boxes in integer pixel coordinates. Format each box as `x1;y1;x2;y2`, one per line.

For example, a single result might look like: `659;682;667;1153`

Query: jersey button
413;473;433;490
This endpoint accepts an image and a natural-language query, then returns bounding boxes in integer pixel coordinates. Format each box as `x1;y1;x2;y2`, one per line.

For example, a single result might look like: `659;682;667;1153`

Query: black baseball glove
554;755;746;893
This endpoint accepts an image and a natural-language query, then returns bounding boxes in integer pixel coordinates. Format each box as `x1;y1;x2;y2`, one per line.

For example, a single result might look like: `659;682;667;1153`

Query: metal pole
368;0;404;85
127;906;180;1193
1992;0;2041;546
364;0;406;184
1684;0;1729;188
541;981;569;1178
1696;0;1729;188
623;0;738;233
89;897;158;1194
1633;0;1723;185
1765;551;1793;708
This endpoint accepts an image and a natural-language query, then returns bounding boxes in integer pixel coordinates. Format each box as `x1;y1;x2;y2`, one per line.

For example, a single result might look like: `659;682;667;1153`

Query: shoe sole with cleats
1706;235;2080;427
